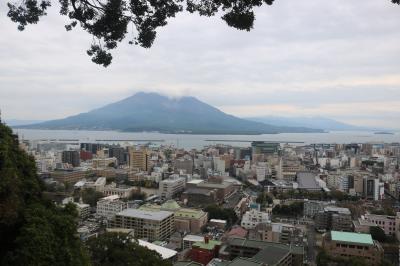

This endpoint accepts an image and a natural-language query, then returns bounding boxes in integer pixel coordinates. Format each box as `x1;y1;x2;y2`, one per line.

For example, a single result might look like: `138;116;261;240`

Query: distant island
374;132;394;135
16;92;323;135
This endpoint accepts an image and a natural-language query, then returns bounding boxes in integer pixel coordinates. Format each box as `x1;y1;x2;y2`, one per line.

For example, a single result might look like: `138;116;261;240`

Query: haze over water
14;129;400;150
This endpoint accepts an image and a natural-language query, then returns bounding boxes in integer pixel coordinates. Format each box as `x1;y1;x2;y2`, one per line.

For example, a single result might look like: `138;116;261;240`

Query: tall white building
255;163;267;182
158;176;186;200
213;157;226;173
241;209;270;229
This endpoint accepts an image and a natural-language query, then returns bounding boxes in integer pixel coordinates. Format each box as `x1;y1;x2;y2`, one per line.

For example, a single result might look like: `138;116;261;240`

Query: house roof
331;231;373;245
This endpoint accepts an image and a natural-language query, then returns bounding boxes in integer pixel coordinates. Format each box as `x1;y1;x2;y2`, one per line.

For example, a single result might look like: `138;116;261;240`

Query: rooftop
192;239;221;250
117;208;173;221
197;181;232;189
330;231;373;245
225;257;263;266
187;179;204;185
183;235;205;242
138;239;177;260
228;238;304;255
252;246;291;265
324;206;351;215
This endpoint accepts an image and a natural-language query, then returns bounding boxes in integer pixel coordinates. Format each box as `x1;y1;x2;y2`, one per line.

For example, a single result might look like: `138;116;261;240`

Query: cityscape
6;123;400;266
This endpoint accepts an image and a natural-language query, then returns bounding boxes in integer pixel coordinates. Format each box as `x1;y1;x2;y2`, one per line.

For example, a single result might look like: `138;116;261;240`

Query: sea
12;128;400;150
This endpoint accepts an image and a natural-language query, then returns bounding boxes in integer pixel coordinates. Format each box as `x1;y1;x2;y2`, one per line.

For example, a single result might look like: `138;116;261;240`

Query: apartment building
158;176;186;200
241;209;270;230
111;209;174;241
96;195;128;220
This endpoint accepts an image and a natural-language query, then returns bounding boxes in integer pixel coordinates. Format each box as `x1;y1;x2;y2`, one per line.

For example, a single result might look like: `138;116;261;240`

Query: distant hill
18;92;323;134
246;116;366;131
5;119;44;126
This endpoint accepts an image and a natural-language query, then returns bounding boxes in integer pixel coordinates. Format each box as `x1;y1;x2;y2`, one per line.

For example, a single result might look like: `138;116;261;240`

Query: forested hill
0;122;89;266
0;122;173;266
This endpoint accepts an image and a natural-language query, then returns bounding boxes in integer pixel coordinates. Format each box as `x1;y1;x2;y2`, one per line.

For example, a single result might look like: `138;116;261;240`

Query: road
306;224;317;265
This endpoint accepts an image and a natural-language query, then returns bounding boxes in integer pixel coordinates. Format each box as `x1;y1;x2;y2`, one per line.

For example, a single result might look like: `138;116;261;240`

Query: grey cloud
0;0;399;127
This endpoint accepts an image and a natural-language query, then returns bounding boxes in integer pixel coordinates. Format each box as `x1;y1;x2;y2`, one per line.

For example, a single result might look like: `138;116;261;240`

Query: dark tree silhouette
6;1;400;67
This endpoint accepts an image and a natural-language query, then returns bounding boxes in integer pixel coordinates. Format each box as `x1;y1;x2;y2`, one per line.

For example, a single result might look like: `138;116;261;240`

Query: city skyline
1;0;400;128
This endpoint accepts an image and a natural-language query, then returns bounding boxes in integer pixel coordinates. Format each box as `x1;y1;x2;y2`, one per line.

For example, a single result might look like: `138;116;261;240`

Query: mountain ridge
246;116;374;131
17;92;324;135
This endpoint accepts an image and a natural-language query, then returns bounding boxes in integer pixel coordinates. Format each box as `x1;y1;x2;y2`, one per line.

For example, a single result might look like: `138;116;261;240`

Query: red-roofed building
190;236;221;265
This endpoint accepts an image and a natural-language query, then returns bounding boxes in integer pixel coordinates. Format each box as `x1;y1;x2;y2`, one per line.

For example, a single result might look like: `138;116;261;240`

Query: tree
81;187;104;207
316;250;329;266
9;0;399;67
86;232;172;266
256;191;273;208
370;226;386;243
0;122;89;265
205;204;238;226
272;201;303;217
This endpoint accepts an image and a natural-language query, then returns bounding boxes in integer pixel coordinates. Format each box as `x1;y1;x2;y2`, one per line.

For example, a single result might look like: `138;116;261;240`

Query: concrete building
183;235;205;250
129;147;150;171
225;238;304;266
111;209;174;241
363;176;384;201
303;200;333;218
109;146;127;165
241;209;270;230
213;157;226;173
315;206;352;232
159;176;186;200
255;163;267;182
248;222;304;245
251;142;280;157
190;236;221;265
92;157;118;169
322;231;383;266
74;202;91;220
182;179;235;206
363;213;397;236
101;182;137;198
62;150;80;167
140;200;208;234
278;157;303;181
83;177;106;192
174;157;193;175
96;195;128;220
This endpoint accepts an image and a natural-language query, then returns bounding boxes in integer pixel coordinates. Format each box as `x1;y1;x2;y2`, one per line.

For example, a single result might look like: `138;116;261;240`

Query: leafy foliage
272;201;303;217
86;232;172;266
370;226;386;242
205;204;238;226
6;0;278;66
81;187;104;207
255;191;273;208
0;122;89;265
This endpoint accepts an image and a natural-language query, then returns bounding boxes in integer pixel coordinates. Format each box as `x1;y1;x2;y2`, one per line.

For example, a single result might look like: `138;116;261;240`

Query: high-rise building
251;141;280;157
80;143;103;154
128;147;150;171
61;150;80;167
109;146;127;165
315;206;352;232
363;176;384;201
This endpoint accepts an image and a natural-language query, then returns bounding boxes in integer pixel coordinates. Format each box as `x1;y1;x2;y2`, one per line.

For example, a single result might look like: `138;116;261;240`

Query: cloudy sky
1;0;400;128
